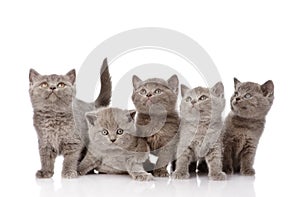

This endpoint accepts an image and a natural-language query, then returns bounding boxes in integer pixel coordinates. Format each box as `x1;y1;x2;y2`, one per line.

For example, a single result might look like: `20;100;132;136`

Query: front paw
36;170;53;179
209;172;227;181
241;168;255;176
133;173;154;181
171;171;190;179
223;166;234;175
153;168;169;177
62;170;78;179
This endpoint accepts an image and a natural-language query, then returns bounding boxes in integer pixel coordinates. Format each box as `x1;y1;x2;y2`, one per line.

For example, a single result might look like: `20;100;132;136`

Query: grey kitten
172;82;226;180
29;69;82;179
131;75;180;177
78;108;153;181
222;78;274;175
29;58;111;179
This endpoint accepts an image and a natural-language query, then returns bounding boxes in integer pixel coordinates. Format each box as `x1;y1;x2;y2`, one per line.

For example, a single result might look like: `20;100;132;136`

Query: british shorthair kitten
172;82;226;180
131;75;180;177
78;108;153;181
222;78;274;175
29;69;82;178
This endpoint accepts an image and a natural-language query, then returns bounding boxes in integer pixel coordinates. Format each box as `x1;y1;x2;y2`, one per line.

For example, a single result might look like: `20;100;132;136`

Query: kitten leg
127;160;153;181
172;148;193;179
222;145;234;175
240;142;257;176
205;146;226;181
61;142;82;179
36;146;57;179
153;146;174;177
78;151;99;176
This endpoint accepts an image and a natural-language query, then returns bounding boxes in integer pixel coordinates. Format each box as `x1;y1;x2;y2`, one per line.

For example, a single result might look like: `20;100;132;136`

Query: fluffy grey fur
222;78;274;175
29;58;111;179
131;75;180;177
172;82;226;181
29;69;82;179
78;108;153;181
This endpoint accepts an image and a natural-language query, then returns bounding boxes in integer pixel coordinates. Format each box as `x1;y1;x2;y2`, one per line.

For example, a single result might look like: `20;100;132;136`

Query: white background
0;1;299;197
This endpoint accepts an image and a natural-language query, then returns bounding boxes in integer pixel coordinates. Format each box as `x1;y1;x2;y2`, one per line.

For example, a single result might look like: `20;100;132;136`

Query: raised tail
95;58;112;108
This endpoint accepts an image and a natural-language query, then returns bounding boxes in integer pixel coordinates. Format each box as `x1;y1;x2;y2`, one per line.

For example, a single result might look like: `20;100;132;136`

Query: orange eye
57;82;65;88
40;82;48;88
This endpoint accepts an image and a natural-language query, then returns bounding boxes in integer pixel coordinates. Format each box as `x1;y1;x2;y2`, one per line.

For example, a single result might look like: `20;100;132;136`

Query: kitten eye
116;129;124;135
154;89;162;94
185;96;192;102
234;92;238;97
40;82;48;88
101;129;108;135
139;89;147;95
199;95;208;101
244;93;252;99
57;82;66;88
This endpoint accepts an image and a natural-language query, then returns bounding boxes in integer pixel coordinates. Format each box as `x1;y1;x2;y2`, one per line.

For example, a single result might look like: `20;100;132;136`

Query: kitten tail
95;58;112;108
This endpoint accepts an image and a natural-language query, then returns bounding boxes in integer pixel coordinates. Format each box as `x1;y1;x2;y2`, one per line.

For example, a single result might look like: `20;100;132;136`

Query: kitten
172;82;226;180
131;75;180;177
29;58;111;178
222;78;274;175
29;69;82;178
78;108;153;181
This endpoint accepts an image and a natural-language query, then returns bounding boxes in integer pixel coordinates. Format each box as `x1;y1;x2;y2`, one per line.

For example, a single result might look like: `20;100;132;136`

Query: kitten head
180;82;225;121
85;107;136;148
131;75;179;114
231;78;274;119
29;69;76;111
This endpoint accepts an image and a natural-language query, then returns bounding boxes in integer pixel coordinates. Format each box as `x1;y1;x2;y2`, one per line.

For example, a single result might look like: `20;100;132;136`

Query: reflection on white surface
36;174;255;197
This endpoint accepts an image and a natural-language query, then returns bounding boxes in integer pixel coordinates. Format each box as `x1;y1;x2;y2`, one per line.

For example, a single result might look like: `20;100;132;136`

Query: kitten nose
146;93;152;97
236;97;241;101
191;100;196;105
50;86;56;90
110;139;116;143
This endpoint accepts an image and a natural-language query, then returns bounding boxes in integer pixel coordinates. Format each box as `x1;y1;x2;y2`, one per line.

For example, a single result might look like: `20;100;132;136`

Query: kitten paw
62;170;78;179
36;170;53;179
171;171;190;179
241;168;255;176
223;167;234;175
153;168;169;177
133;173;154;181
209;172;227;181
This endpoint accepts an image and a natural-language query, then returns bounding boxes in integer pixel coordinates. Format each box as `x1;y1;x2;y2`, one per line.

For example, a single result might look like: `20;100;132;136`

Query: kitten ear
167;75;179;94
132;75;142;90
211;82;224;97
29;69;41;84
234;77;241;89
66;69;76;85
261;80;274;97
126;110;136;122
85;112;98;126
181;84;190;97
